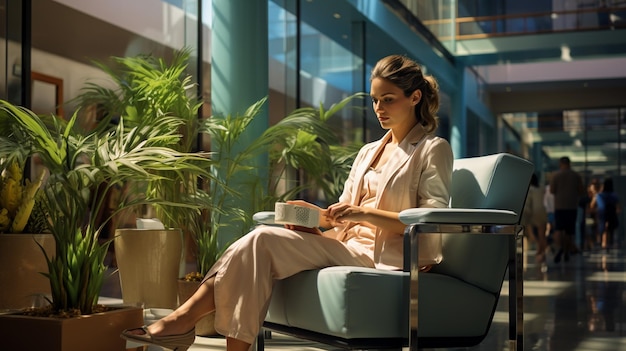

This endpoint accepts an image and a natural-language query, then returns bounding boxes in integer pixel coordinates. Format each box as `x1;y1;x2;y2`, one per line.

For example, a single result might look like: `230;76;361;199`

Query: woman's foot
130;312;197;338
121;325;195;351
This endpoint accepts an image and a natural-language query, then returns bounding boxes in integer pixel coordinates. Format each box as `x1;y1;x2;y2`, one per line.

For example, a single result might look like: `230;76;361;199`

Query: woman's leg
125;276;217;337
209;226;373;345
227;337;252;351
127;225;373;350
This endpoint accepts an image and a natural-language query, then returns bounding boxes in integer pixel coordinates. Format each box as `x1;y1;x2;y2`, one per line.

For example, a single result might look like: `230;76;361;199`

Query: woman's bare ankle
148;314;195;336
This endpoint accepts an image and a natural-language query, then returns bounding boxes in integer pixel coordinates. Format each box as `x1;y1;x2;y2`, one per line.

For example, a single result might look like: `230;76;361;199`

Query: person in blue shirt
591;178;621;251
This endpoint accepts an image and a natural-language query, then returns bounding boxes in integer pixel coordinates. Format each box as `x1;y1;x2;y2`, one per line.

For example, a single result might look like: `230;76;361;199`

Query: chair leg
255;328;265;351
508;229;524;351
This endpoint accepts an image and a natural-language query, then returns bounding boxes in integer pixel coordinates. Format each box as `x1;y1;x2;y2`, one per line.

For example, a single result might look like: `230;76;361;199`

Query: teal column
211;0;268;242
450;66;467;158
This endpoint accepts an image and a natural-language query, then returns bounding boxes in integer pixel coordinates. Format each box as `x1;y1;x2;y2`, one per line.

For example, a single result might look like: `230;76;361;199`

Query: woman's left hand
327;202;368;224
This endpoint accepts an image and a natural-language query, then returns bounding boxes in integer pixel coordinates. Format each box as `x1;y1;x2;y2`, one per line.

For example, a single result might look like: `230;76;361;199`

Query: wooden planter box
0;306;143;351
0;234;55;310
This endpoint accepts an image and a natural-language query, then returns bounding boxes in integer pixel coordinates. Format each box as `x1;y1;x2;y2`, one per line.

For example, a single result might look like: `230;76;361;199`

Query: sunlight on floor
501;280;572;297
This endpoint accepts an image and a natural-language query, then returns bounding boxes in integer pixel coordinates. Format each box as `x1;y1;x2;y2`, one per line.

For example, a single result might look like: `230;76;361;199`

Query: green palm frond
1;97;216;314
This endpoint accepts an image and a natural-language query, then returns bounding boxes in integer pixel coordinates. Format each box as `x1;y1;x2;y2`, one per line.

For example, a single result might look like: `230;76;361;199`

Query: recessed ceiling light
560;45;572;62
333;13;341;19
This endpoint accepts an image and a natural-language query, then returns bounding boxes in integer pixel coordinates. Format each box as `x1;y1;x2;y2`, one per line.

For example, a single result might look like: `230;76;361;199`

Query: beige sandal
121;326;195;351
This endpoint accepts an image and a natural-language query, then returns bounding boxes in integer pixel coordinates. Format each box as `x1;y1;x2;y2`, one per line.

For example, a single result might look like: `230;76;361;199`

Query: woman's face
370;77;420;131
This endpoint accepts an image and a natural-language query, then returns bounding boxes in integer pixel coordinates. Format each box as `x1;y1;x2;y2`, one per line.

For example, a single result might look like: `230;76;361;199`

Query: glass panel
268;0;298;121
1;0;25;105
503;108;624;186
298;8;364;145
1;0;6;101
30;0;201;119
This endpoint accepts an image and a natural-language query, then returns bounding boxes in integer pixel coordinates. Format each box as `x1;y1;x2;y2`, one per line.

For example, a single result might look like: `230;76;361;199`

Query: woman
522;173;548;263
121;54;454;351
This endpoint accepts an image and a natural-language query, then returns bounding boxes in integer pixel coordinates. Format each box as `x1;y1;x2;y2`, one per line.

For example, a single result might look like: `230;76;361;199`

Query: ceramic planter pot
0;233;55;310
0;306;144;351
178;279;218;336
114;229;184;309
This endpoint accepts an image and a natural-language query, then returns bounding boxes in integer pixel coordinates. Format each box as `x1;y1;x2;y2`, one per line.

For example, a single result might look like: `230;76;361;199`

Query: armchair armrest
399;208;518;226
253;211;276;225
400;207;524;351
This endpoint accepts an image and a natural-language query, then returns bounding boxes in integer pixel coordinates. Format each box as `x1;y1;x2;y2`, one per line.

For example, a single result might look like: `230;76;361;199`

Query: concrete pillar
450;66;467;158
211;0;268;241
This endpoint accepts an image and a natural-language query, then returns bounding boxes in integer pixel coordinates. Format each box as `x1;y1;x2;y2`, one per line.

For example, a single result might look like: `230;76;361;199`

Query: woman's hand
326;202;368;224
286;200;332;228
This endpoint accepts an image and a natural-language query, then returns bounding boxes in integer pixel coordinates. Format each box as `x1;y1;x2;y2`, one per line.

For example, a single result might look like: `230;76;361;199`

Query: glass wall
25;0;204;121
503;106;626;243
269;0;367;145
501;107;625;184
8;0;458;148
1;0;27;106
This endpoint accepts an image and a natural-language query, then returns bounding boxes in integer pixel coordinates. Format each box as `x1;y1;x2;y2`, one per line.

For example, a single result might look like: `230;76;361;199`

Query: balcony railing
420;6;626;41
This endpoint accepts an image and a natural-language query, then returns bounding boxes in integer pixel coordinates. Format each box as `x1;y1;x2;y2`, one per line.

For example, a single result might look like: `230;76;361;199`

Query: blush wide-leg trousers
203;225;375;344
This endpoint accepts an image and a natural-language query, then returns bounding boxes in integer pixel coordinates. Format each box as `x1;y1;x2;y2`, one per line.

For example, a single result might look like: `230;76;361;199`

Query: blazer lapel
348;133;391;205
376;125;427;207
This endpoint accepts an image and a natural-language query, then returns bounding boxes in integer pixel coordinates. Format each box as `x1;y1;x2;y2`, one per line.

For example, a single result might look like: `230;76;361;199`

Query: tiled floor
102;243;626;351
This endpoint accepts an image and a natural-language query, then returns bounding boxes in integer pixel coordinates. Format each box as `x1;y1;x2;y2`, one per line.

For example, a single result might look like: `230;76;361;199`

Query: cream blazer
332;124;453;270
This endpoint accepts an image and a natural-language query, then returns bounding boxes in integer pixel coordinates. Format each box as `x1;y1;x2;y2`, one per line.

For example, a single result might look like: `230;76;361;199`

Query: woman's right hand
286;200;332;228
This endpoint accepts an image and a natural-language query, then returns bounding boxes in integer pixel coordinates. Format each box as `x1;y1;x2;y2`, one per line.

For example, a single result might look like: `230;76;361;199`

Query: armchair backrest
449;153;532;217
430;153;533;293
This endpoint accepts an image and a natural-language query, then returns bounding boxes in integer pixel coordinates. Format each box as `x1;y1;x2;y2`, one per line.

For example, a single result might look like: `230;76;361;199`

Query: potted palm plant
199;93;366;239
72;48;366;335
73;50;221;310
0;99;215;351
174;93;364;336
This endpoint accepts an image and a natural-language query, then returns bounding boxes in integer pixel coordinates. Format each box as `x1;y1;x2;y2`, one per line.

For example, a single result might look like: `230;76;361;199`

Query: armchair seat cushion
266;266;496;340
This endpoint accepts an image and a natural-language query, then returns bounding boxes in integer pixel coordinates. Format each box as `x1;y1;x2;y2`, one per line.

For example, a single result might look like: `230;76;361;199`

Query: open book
274;202;320;228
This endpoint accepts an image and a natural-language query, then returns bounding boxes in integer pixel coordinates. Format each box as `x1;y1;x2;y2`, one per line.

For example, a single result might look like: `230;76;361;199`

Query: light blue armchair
256;153;533;351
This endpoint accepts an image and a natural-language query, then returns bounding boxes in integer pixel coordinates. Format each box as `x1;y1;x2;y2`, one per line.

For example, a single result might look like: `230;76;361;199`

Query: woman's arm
325;202;406;233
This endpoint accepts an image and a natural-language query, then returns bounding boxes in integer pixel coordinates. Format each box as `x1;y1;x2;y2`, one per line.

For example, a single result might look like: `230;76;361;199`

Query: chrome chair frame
402;221;524;351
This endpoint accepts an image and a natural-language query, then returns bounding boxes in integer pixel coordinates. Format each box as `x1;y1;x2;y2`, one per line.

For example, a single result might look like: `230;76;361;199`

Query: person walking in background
550;156;585;263
591;178;621;251
522;173;549;263
544;179;555;247
585;179;601;251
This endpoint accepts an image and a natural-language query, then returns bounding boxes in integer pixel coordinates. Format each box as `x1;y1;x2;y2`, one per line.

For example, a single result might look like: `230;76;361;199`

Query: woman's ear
411;90;422;106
